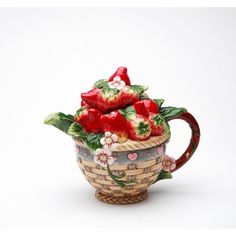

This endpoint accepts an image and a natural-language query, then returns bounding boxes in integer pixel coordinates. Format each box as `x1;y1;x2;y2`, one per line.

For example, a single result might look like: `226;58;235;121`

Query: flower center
166;161;171;166
106;137;112;144
99;154;107;161
113;76;121;82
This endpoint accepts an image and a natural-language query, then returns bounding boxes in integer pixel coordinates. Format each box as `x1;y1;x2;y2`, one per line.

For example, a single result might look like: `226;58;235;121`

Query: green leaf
102;87;119;98
140;93;149;100
75;107;86;116
94;79;107;89
67;122;86;138
44;112;74;134
130;85;148;95
119;106;136;120
153;170;172;184
138;122;150;135
107;165;137;188
154;98;165;108
119;109;126;117
160;107;187;121
84;133;103;150
125;106;135;113
152;114;164;125
94;79;120;97
150;114;170;134
68;123;103;151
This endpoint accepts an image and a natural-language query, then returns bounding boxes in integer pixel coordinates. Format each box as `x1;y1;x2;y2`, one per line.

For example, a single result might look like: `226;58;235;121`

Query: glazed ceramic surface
76;142;166;164
75;140;166;197
44;67;200;204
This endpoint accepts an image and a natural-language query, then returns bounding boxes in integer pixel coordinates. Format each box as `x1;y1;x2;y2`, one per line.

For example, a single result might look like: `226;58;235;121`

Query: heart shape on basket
128;152;138;161
157;145;164;155
75;146;80;153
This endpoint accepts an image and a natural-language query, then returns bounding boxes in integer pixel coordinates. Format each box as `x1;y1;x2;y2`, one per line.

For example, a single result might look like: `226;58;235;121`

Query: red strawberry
125;113;152;141
133;99;158;117
74;107;102;133
81;80;147;113
149;114;165;136
81;87;100;108
133;101;149;117
108;67;131;86
81;100;90;108
100;110;128;143
143;99;159;114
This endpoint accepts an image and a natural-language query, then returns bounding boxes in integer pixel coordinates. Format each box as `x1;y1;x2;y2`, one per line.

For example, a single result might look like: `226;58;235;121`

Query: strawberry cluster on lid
80;67;147;113
75;67;169;143
43;67;183;185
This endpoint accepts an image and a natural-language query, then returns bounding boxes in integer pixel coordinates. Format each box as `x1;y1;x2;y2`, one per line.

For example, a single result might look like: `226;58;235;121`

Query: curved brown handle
166;112;200;172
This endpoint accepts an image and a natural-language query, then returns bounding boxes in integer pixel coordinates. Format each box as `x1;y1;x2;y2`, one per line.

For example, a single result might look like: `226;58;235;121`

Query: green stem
107;165;137;188
152;170;172;184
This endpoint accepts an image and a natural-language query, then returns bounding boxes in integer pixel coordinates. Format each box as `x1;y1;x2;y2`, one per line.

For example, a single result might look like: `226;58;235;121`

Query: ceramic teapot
44;67;200;205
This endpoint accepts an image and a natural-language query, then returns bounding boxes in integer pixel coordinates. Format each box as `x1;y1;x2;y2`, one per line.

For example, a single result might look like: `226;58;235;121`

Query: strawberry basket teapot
44;67;200;205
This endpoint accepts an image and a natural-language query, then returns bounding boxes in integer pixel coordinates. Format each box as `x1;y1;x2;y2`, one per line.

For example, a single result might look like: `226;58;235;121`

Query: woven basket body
75;133;170;204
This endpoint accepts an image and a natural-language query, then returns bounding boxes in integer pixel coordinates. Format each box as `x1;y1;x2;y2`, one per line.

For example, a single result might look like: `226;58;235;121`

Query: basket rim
75;131;170;152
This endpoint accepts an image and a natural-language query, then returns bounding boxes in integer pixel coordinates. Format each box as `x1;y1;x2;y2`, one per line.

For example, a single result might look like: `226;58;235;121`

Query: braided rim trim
75;132;170;152
95;190;148;205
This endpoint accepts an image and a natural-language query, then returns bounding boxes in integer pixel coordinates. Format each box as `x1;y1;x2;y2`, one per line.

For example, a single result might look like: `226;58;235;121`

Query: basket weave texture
76;132;169;203
95;189;148;205
77;153;164;197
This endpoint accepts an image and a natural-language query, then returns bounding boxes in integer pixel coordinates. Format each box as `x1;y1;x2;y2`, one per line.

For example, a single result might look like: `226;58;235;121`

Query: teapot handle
166;112;200;172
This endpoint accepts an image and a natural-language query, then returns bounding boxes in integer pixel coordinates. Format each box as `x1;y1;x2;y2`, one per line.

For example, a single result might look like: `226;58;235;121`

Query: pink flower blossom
108;76;126;90
162;155;176;172
100;131;118;149
94;148;115;167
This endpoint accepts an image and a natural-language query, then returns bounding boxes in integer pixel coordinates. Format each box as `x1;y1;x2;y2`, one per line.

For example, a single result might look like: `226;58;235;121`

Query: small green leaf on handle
152;170;172;184
160;107;187;121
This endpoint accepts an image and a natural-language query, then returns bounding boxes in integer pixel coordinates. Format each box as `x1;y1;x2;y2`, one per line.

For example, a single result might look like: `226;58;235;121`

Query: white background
0;8;235;228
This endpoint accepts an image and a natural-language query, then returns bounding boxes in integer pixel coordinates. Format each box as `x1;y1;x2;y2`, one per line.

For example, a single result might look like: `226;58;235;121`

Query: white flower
108;76;126;90
162;155;176;172
100;131;118;149
94;148;115;167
